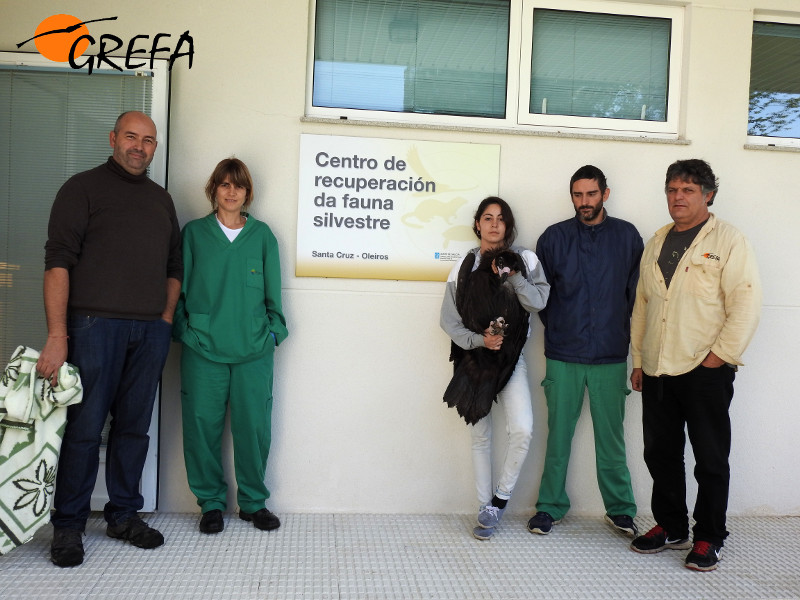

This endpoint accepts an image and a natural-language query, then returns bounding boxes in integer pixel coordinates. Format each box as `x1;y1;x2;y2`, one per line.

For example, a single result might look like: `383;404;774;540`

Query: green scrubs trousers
536;359;636;520
180;344;274;514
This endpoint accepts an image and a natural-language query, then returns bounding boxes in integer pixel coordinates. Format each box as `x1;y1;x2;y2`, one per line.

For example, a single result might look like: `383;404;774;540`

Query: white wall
3;0;799;517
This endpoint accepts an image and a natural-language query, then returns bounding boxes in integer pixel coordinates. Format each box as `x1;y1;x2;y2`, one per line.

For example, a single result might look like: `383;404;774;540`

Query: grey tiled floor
1;513;798;599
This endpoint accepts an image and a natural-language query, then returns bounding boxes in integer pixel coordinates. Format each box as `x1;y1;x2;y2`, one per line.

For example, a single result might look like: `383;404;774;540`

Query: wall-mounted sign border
297;134;500;281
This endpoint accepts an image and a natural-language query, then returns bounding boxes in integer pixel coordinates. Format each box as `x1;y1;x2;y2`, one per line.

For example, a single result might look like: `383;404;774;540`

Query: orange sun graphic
34;14;91;62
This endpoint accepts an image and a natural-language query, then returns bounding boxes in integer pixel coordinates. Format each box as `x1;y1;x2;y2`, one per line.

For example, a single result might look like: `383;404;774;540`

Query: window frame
517;0;683;136
305;0;684;138
306;0;516;129
746;13;800;149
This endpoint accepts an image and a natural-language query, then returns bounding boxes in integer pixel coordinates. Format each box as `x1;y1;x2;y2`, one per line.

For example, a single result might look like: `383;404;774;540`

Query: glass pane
313;0;510;118
529;9;671;122
749;21;800;138
0;67;151;362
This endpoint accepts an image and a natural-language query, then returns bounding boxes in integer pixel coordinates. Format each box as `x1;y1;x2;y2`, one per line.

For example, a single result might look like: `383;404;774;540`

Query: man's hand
701;351;725;368
36;336;68;386
160;277;181;324
630;367;643;392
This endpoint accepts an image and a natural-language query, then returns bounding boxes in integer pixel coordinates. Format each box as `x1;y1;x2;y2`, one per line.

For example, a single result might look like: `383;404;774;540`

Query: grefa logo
702;252;721;261
16;14;194;74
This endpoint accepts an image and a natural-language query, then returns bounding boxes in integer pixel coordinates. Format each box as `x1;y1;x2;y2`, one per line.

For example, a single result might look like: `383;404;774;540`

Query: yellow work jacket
631;213;761;377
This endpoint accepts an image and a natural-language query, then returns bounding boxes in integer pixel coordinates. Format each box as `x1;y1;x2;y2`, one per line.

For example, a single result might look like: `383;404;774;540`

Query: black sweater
45;157;182;320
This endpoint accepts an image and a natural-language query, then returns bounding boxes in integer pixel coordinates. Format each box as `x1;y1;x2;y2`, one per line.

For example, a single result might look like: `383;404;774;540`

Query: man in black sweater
37;111;182;567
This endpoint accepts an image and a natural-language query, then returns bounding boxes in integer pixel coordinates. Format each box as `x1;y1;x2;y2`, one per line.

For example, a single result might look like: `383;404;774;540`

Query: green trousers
180;345;274;514
536;359;636;520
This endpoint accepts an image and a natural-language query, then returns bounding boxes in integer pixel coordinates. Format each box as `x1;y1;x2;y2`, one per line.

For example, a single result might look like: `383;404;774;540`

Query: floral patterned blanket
0;346;82;554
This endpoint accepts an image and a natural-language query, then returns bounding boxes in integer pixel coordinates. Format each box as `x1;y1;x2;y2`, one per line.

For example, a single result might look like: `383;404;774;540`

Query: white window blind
313;0;510;118
309;0;684;136
529;9;671;122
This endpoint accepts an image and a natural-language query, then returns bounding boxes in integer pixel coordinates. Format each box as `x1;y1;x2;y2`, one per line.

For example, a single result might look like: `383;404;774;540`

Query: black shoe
685;540;722;571
106;515;164;549
199;509;224;534
604;514;638;537
630;524;691;554
527;511;560;535
239;508;280;531
51;528;84;567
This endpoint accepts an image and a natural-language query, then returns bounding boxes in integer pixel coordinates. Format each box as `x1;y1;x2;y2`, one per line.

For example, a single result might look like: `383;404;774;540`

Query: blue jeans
52;316;172;530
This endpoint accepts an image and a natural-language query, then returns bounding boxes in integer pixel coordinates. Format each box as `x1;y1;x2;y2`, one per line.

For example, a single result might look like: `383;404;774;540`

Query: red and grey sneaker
685;540;723;571
630;524;691;554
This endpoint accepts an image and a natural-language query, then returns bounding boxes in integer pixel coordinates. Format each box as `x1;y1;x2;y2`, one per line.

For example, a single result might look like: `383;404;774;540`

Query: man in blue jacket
527;165;643;538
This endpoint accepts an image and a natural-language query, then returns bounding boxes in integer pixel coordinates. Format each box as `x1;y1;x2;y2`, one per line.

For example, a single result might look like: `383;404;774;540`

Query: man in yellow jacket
629;159;761;572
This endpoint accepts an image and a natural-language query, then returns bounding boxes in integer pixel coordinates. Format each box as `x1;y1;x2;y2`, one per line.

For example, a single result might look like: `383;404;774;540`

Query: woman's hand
483;329;504;351
491;258;515;278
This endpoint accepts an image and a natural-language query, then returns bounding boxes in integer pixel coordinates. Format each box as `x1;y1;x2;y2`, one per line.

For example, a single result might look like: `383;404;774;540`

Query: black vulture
444;248;530;425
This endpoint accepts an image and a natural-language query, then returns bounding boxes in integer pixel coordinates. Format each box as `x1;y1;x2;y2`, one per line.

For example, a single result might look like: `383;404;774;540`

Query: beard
576;204;603;223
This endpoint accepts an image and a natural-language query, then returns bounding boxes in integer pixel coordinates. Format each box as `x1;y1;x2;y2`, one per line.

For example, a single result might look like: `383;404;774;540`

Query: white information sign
297;134;500;281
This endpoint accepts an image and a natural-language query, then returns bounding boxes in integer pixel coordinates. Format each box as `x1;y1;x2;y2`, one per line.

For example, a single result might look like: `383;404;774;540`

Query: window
312;0;510;119
520;5;677;132
748;19;800;145
307;0;684;136
0;53;169;361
